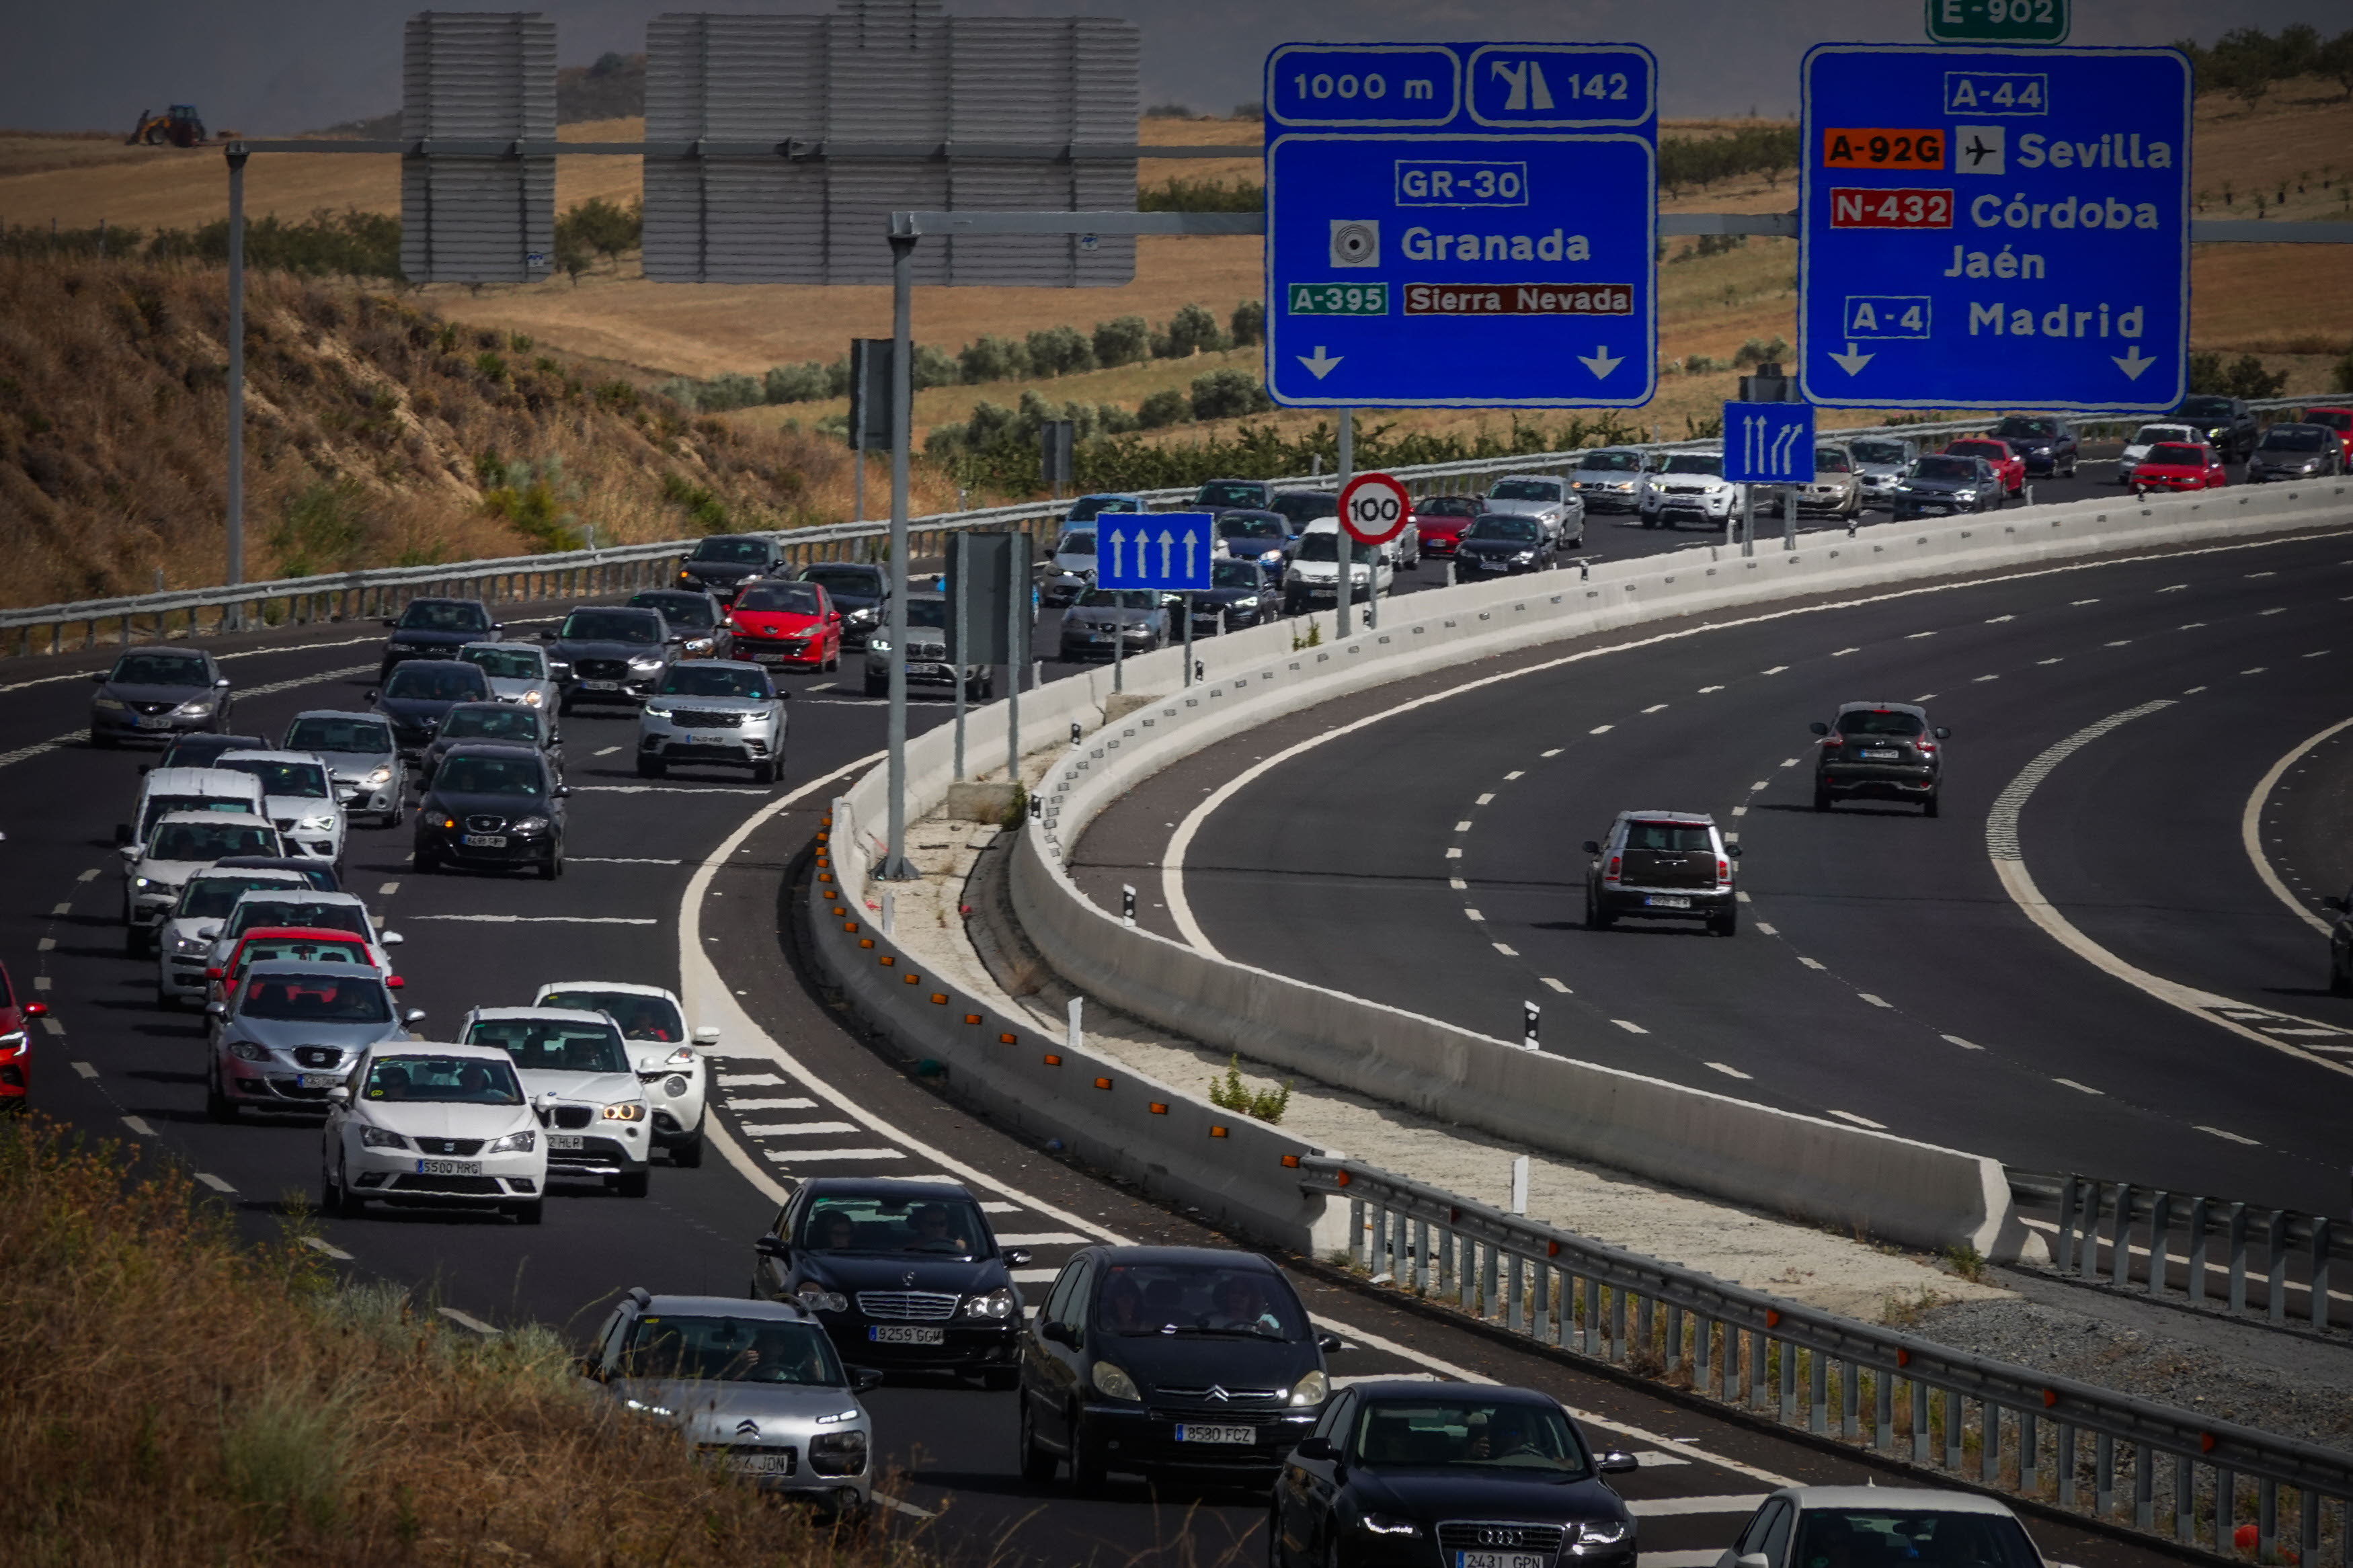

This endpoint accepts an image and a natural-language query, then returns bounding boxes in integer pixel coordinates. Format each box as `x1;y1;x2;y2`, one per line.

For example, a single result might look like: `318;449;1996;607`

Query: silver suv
1583;811;1741;936
862;591;992;700
637;660;789;783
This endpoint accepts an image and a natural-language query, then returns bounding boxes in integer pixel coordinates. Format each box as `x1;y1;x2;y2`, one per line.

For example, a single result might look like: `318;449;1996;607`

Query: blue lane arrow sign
1723;403;1817;484
1096;511;1213;592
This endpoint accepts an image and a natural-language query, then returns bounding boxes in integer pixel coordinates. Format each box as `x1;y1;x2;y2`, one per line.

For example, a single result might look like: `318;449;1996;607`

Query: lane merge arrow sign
1339;471;1412;546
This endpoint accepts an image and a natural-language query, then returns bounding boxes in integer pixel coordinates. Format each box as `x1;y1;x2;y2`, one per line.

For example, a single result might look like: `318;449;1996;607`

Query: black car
378;597;499;682
1812;701;1948;815
89;649;233;747
1989;415;2079;478
212;854;340;893
2325;885;2352;996
412;743;567;877
2171;395;2258;462
420;700;559;786
626;587;733;659
543;606;677;710
2246;423;2344;483
1583;812;1741;936
674;534;785;602
1453;513;1554;576
153;732;266;772
1270;1380;1638;1568
1267;491;1339;531
1889;454;2003;520
1216;509;1295;571
1198;478;1278;513
1019;1244;1339;1492
1193;560;1278;634
367;659;493;753
752;1178;1031;1385
799;563;887;649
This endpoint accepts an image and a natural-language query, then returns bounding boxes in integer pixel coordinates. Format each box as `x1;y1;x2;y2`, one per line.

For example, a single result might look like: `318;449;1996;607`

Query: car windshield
2146;444;2205;465
439;706;539;743
1912;456;1976;481
2130;425;2192;446
799;1194;991;1257
737;583;823;615
620;1316;846;1386
111;654;208;688
286;716;392;755
800;566;880;597
1197;481;1266;507
1468;517;1540;541
1622;821;1712;852
1577;450;1643;472
1947;441;2003;458
176;874;303;919
1994;417;2059;438
1066;496;1139;521
149;821;276;861
2176;397;2234;420
234;901;367;938
2258;427;2329;451
1297;533;1375;563
469;1018;631;1074
237;938;363;971
1663;454;1723;476
1349;1398;1588;1474
1075;588;1158;610
1815;447;1853;473
238;973;389;1022
364;1053;523;1105
216;759;330;798
1419;495;1480;517
903;600;949;629
1211;562;1263;589
690;538;770;564
559;610;660;644
1850;440;1909;465
143;796;255;837
1095;1262;1308;1339
434;755;546;796
384;663;487;700
659;665;770;699
538;990;686;1042
461;647;545;679
1488;479;1560;500
1055;531;1096;556
631;593;715;628
1836;708;1926;737
1218;515;1284;540
398;602;489;632
1793;1510;2042;1568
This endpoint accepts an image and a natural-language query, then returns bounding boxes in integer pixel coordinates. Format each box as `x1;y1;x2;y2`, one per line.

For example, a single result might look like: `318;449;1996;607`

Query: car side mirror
23;1002;48;1018
1038;1319;1076;1348
553;786;570;798
1727;844;1743;858
118;843;141;862
216;677;232;689
1933;725;1952;739
403;1009;429;1029
205;1001;227;1018
114;822;132;845
363;690;378;704
492;623;504;632
1807;720;1829;736
197;923;221;940
136;764;151;778
1317;1331;1344;1353
89;670;107;684
1739;1555;1772;1568
754;1235;790;1259
1598;1449;1639;1475
850;1366;885;1393
574;1354;606;1381
326;1085;350;1104
381;618;399;628
692;1026;722;1045
1003;1248;1032;1267
1581;840;1601;856
380;931;403;946
1293;1437;1338;1462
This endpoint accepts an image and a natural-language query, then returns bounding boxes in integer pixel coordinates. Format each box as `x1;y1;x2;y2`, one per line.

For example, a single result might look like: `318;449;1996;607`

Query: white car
1713;1486;2050;1568
459;641;562;711
119;811;284;956
1483;474;1585;547
214;749;347;864
2118;421;2197;485
532;980;718;1166
118;764;266;854
461;1006;655;1196
153;865;313;1005
204;888;402;1018
322;1040;549;1224
1281;518;1394;614
1639;450;1743;530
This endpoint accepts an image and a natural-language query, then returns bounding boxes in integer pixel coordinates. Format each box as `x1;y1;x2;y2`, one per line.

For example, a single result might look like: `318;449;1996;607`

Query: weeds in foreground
1207;1056;1293;1124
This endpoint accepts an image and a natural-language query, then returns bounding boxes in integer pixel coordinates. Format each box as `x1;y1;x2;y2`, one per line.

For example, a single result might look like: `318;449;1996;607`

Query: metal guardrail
1308;1157;2352;1565
3;396;2325;661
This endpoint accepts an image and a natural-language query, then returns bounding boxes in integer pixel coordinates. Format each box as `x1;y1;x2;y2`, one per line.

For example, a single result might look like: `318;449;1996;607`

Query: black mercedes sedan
412;743;567;878
752;1178;1031;1387
1453;513;1555;576
674;534;785;602
367;659;492;754
378;597;500;683
1888;454;2003;520
541;606;677;710
1269;1380;1638;1568
1191;559;1279;634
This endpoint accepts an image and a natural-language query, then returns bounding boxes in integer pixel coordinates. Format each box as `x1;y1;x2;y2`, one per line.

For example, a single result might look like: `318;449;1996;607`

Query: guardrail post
1666;1303;1683;1375
2147;1190;2170;1298
2135;1441;2155;1530
1453;1231;1472;1311
1778;1339;1796;1423
2258;1477;2278;1561
1481;1243;1499;1323
1583;1276;1601;1358
1912;1380;1931;1464
2312;1219;2334;1330
1874;1368;1892;1452
2214;1467;2235;1551
1720;1321;1738;1403
2190;1197;2212;1305
1530;1259;1549;1341
1810;1350;1828;1434
1347;1197;1365;1270
1749;1330;1769;1411
2112;1182;2135;1288
1371;1201;1391;1278
2266;1210;2290;1324
2173;1454;2194;1538
1636;1293;1654;1366
2020;1409;2038;1495
1412;1218;1430;1294
2096;1432;2116;1519
2075;1184;2102;1278
2298;1489;2319;1568
2057;1424;2077;1508
2228;1203;2250;1313
1838;1359;1857;1440
1609;1286;1626;1364
1944;1388;1963;1472
1506;1251;1525;1333
1982;1402;2002;1485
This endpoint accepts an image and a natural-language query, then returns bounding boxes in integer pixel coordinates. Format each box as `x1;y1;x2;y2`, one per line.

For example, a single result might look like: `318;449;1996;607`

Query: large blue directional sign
1799;45;2190;411
1723;403;1817;484
1264;43;1657;409
1096;512;1213;592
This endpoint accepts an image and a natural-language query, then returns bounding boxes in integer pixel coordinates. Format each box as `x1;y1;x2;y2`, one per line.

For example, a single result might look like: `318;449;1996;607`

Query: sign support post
1006;532;1025;786
1182;593;1195;686
1783;485;1797;551
881;233;917;881
1336;409;1354;639
950;532;968;780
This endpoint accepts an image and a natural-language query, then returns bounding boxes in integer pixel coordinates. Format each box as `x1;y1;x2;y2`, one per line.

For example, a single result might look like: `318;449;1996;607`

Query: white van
1281;518;1394;614
118;767;268;850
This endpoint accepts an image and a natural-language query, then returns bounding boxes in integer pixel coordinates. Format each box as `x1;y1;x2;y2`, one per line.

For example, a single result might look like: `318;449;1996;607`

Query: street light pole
225;147;249;626
881;233;917;880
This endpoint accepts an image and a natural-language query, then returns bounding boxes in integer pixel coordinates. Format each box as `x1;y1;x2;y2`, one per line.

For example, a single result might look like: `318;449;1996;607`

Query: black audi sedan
1191;559;1279;634
1019;1245;1339;1493
1269;1380;1638;1568
1453;513;1555;576
752;1178;1031;1386
378;597;500;682
542;606;677;710
412;743;567;878
367;659;493;754
1889;454;2003;520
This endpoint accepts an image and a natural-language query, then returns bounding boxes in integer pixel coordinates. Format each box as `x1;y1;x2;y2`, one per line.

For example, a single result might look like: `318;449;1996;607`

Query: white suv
461;1007;655;1197
1281;519;1393;614
532;980;717;1166
1640;450;1741;530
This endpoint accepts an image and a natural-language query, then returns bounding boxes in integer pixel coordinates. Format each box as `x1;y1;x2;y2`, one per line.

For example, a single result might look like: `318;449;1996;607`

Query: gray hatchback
1810;701;1949;815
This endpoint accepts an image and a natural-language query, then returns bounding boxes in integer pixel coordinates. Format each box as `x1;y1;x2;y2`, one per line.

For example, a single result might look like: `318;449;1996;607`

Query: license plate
1479;559;1509;570
135;715;173;729
910;662;944;674
416;1159;481;1175
582;679;620;691
1175;1424;1254;1445
750;651;786;662
297;1073;340;1089
463;834;507;847
548;1134;583;1151
728;1450;796;1475
868;1325;944;1345
1643;895;1692;909
1862;749;1900;760
1455;1553;1546;1568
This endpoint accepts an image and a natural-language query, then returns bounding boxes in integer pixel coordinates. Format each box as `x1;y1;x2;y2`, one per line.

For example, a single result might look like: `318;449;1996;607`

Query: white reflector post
400;10;556;284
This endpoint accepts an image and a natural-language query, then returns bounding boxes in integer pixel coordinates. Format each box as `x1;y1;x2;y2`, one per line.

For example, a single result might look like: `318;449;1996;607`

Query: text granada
1404;283;1634;316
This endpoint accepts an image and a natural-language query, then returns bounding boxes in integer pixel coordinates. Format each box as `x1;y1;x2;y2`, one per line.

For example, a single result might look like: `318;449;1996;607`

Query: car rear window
1197;481;1267;507
1066;495;1139;521
1793;1510;2040;1568
286;716;393;754
439;706;540;743
1211;561;1263;588
1055;532;1096;555
1622;821;1712;852
1836;709;1926;737
1094;1261;1308;1340
799;566;879;596
2145;444;2204;465
631;593;715;628
397;602;489;632
235;901;366;937
2257;427;2329;451
177;874;305;919
365;1054;522;1104
1218;514;1284;539
1417;496;1481;517
1815;448;1853;473
1912;456;1975;480
1849;440;1908;465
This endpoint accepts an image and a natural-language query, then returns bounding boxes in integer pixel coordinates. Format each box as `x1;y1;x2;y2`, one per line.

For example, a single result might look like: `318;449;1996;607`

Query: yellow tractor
126;105;208;148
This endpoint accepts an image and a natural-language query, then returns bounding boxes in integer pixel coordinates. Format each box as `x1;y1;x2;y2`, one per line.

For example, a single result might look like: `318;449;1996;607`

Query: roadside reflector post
1522;1000;1540;1052
1120;884;1136;929
881;889;895;937
1065;995;1082;1054
1510;1154;1529;1216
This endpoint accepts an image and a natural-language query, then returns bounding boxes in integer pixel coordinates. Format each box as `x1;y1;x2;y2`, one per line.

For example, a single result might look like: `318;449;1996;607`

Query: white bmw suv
532;980;717;1167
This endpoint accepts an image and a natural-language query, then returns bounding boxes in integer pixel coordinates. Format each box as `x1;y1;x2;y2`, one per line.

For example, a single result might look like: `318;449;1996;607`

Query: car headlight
867;638;890;654
298;813;335;832
511;815;550;834
660;1047;694;1069
134;876;154;889
1577;1521;1632;1546
963;1287;1015;1320
174;699;214;716
522;689;545;706
483;1128;536;1154
171;932;210;955
93;696;126;711
1235;595;1260;609
0;1030;26;1055
227;1040;270;1063
662;1073;688;1097
807;1430;868;1475
623;1397;676;1417
1259;549;1283;564
686;638;713;653
360;1125;410;1149
1511;550;1536;563
362;766;393;788
848;608;876;623
795;1282;849;1313
642;703;673;718
1359;1515;1421;1537
600;1100;645;1121
1288;1370;1328;1408
1091;1361;1141;1402
814;1407;862;1426
627;656;664;672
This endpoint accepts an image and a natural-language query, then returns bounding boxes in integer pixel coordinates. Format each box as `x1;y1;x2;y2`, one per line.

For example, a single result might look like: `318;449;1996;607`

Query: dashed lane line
194;1172;236;1194
2239;715;2353;936
1705;1063;1753;1080
1827;1110;1887;1130
303;1237;354;1261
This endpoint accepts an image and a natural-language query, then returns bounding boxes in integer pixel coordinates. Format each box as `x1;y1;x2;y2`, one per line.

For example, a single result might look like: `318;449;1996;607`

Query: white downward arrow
1578;344;1623;378
1297;345;1343;379
1829;341;1874;375
2112;347;2157;380
1158;528;1174;577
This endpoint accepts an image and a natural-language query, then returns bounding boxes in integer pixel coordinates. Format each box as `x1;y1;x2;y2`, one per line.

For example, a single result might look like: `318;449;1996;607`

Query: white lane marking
573;784;770;794
36;938;52;951
1475;794;1494;806
980;1201;1021;1213
594;745;624;757
1905;630;1937;639
762;1147;908;1163
70;1061;97;1079
1449;878;1467;890
2178;622;2207;630
717;1073;787;1087
726;1096;817;1111
31;977;50;991
741;1120;861;1137
303;1236;354;1260
1589;724;1613;735
808;682;837;692
1942;1034;1985;1051
1611;1019;1648;1034
377;880;400;896
1705;1062;1753;1080
1730;806;1747;817
48;903;69;916
569;857;687;865
1642;703;1669;713
1752;921;1776;934
1749;780;1768;792
1696;684;1724;693
1973;673;1999;683
1455;820;1473;832
1985;615;2014;624
75;868;97;882
194;1172;236;1194
2053;1078;2103;1095
1827;1109;1886;1130
218;634;385;659
2104;640;2132;648
2240;716;2353;936
1831;646;1861;659
2241;667;2266;675
2260;607;2286;616
2197;1125;2260;1146
2246;571;2276;579
121;1116;155;1137
438;1307;501;1336
1780;757;1800;768
1797;956;1825;970
2071;597;2099;606
1445;847;1462;858
1911;692;1936;702
2182;684;2207;694
1630;1495;1770;1518
1541;747;1562;757
40;1017;63;1035
403;914;659;925
996;1232;1090;1246
2307;649;2332;657
1504;770;1524;780
1492;942;1519;956
1858;993;1892;1009
1540;977;1570;993
1760;665;1788;675
874;1493;936;1521
1464;909;1484;921
2037;657;2063;665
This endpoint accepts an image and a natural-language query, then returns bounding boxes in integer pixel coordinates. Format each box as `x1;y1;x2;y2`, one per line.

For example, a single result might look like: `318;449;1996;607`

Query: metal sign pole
881;233;917;880
224;148;249;624
1113;593;1125;692
1739;483;1756;559
1182;591;1194;686
1336;407;1354;640
1006;531;1023;786
1783;485;1796;551
951;533;967;781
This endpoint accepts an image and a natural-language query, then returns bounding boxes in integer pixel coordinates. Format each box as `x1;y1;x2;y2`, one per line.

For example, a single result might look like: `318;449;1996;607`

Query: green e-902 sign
1288;282;1390;316
1925;0;2069;44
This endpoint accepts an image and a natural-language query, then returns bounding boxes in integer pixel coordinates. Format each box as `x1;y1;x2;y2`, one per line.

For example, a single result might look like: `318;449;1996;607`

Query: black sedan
2247;423;2344;483
1888;455;2003;520
89;649;234;747
625;587;733;659
412;743;567;878
1452;513;1554;576
367;659;492;753
542;606;677;710
674;534;784;602
1191;560;1279;634
378;597;499;682
752;1178;1031;1386
1271;1381;1638;1568
1989;414;2079;478
419;700;559;786
799;563;888;649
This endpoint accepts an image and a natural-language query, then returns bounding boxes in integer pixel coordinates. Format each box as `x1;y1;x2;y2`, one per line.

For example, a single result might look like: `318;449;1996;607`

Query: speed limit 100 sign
1339;471;1410;545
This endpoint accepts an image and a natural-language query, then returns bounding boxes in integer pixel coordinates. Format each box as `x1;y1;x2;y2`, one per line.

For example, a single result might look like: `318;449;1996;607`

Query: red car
0;960;49;1108
1942;438;2025;496
2304;407;2353;463
2130;440;2228;493
1410;495;1482;556
207;927;397;1006
728;579;842;673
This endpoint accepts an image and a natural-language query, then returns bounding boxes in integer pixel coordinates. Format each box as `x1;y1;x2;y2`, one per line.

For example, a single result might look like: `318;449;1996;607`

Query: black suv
1811;701;1949;815
2171;395;2258;462
378;597;499;682
542;606;677;710
1583;813;1740;936
674;535;785;602
1989;415;2079;478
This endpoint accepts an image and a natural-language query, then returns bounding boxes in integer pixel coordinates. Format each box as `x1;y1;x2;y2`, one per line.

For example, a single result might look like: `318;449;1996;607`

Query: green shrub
1162;302;1228;358
1190;368;1271;421
960;334;1028;383
1136;389;1190;429
1207;1056;1293;1123
1025;324;1096;376
1092;315;1151;368
1230;298;1267;347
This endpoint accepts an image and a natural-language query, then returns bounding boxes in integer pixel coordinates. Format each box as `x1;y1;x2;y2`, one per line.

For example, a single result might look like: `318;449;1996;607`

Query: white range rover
1639;450;1742;530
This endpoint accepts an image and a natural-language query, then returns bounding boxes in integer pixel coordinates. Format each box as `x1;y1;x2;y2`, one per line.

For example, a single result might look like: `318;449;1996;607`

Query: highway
0;470;2235;1568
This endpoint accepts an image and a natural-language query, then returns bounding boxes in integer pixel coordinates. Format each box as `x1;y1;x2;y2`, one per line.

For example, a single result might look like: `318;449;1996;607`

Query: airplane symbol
1965;137;1995;166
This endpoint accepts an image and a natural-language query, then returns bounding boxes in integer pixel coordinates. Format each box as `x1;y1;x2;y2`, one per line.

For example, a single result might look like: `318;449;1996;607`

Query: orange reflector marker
998;1032;1017;1044
858;938;874;950
1209;1125;1229;1138
2044;1389;2061;1409
878;955;894;966
844;921;859;932
818;872;834;882
1546;1240;1560;1258
1149;1102;1168;1114
1281;1154;1301;1168
2200;1432;2217;1453
1092;1077;1112;1090
1332;1170;1350;1186
903;973;920;985
1895;1348;1911;1368
1764;1309;1781;1328
964;1014;982;1025
815;830;828;842
1043;1053;1062;1066
931;994;949;1004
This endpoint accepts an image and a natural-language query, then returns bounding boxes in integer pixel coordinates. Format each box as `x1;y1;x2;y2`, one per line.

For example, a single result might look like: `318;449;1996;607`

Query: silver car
862;592;991;700
461;1007;654;1197
1846;436;1920;510
153;866;312;1006
1042;528;1098;606
213;749;347;864
458;641;561;713
207;959;422;1119
119;811;284;955
582;1290;877;1516
636;660;788;783
1484;474;1586;547
284;710;407;827
1568;448;1650;514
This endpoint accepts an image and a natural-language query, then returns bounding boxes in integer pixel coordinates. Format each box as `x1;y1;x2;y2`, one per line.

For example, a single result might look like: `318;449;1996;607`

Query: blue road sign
1264;42;1657;409
1723;403;1818;483
1799;44;2189;410
1096;512;1213;592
